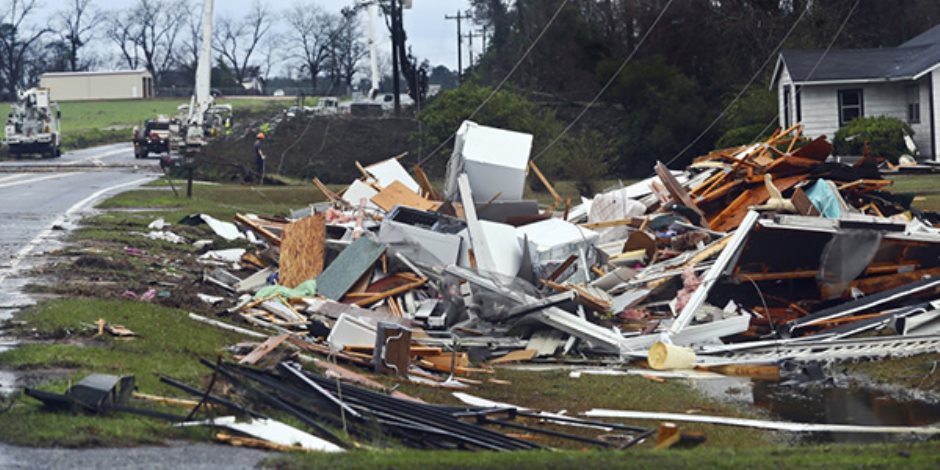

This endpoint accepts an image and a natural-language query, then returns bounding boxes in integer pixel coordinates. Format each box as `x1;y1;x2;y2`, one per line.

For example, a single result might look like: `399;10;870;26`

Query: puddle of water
752;381;940;443
692;376;940;443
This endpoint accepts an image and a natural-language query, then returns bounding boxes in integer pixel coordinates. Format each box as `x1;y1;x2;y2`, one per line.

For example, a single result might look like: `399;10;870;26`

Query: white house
772;24;940;160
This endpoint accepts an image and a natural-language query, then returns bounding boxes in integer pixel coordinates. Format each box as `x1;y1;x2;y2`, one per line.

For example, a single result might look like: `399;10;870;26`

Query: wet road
0;442;270;469
0;146;271;467
0;143;156;312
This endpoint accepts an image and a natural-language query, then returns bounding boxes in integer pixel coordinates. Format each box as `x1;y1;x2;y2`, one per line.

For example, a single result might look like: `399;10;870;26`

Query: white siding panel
799;85;840;140
910;76;932;158
862;84;906;121
933;71;940;161
777;68;792;129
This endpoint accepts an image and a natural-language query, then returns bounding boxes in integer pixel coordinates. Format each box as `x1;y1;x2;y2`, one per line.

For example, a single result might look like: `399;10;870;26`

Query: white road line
62;146;129;165
0;174;31;184
0;176;154;283
0;173;82;189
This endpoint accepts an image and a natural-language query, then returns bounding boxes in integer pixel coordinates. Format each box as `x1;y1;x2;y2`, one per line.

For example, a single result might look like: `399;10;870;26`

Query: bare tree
56;0;100;71
257;32;283;82
181;3;202;74
284;2;338;92
327;12;367;92
0;0;52;97
213;0;273;86
105;0;188;86
105;10;140;70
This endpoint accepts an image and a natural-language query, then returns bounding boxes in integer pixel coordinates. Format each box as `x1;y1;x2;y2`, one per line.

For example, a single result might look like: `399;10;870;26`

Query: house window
907;84;921;124
783;85;792;128
838;88;863;126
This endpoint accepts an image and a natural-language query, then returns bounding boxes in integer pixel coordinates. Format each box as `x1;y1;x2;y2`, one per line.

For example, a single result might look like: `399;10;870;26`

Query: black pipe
480;417;613;448
515;410;650;433
219;361;537;450
200;360;347;447
159;375;265;419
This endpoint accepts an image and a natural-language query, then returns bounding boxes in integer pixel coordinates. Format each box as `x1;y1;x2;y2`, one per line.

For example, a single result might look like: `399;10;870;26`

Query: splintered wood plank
489;349;537;365
371;180;438;212
792;135;833;161
412;164;442;201
655;161;707;227
791;187;820;216
235;213;282;246
707;174;806;232
239;334;290;365
279;213;326;288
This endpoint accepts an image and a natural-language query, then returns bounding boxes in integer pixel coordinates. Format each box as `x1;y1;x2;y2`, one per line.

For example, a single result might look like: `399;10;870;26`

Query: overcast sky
35;0;473;74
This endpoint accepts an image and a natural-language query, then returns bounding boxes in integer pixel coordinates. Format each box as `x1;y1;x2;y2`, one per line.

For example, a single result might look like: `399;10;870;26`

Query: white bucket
648;342;696;370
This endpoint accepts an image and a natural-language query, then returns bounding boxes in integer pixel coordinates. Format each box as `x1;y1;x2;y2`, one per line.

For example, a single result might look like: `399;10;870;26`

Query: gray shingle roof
780;24;940;83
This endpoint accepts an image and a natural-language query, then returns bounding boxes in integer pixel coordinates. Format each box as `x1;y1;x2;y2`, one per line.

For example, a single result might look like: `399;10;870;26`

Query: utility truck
4;88;61;159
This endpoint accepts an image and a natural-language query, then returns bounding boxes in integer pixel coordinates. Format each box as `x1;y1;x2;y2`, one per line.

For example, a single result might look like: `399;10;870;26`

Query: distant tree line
0;0;413;100
425;0;940;178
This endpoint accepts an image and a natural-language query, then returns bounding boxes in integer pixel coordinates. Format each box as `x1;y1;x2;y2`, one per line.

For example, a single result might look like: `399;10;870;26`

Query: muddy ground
200;113;422;184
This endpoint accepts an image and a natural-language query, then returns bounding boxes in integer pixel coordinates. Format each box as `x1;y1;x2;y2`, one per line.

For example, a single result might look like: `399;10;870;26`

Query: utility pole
479;26;489;54
465;30;483;67
390;0;402;116
444;10;465;80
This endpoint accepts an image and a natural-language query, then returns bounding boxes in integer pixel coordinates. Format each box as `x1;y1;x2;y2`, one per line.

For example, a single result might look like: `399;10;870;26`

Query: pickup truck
133;116;176;159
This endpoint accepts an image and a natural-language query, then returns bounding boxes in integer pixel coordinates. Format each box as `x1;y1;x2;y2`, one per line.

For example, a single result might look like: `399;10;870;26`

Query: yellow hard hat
256;132;265;140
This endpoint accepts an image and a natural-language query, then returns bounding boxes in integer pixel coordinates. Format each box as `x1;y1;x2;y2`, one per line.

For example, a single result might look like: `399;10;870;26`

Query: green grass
2;97;286;134
844;353;940;394
94;183;328;221
268;442;940;469
0;298;245;447
2;97;290;152
395;369;770;450
888;175;940;211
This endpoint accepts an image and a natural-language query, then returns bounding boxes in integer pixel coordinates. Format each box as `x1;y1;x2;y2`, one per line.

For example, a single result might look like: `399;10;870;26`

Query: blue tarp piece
804;180;842;219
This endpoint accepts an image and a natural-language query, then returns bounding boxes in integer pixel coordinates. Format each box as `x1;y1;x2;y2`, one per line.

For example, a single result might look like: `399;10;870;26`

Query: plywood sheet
279;213;325;288
371;181;437;212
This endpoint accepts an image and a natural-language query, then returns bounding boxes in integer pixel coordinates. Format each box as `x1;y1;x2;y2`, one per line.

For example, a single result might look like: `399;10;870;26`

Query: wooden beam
528;160;563;209
352;278;427;307
411;164;442;200
655;161;707;227
234;213;281;246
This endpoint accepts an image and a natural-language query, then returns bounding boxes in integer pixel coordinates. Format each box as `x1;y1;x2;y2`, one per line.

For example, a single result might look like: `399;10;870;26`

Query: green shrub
715;124;774;149
833;116;913;163
414;82;566;175
561;130;611;195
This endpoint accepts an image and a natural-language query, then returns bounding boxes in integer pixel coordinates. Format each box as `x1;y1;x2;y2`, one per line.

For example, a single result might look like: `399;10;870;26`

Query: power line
752;0;863;143
415;0;571;167
531;0;677;162
660;3;812;168
444;10;468;78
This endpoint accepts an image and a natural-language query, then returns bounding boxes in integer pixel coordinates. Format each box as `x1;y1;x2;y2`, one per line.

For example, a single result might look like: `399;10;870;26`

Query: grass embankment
0;299;237;447
2;181;765;452
0;182;327;446
5;178;940;458
1;97;290;153
888;174;940;211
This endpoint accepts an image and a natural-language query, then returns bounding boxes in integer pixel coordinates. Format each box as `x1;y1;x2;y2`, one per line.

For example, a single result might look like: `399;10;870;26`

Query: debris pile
28;121;940;451
208;122;940;367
